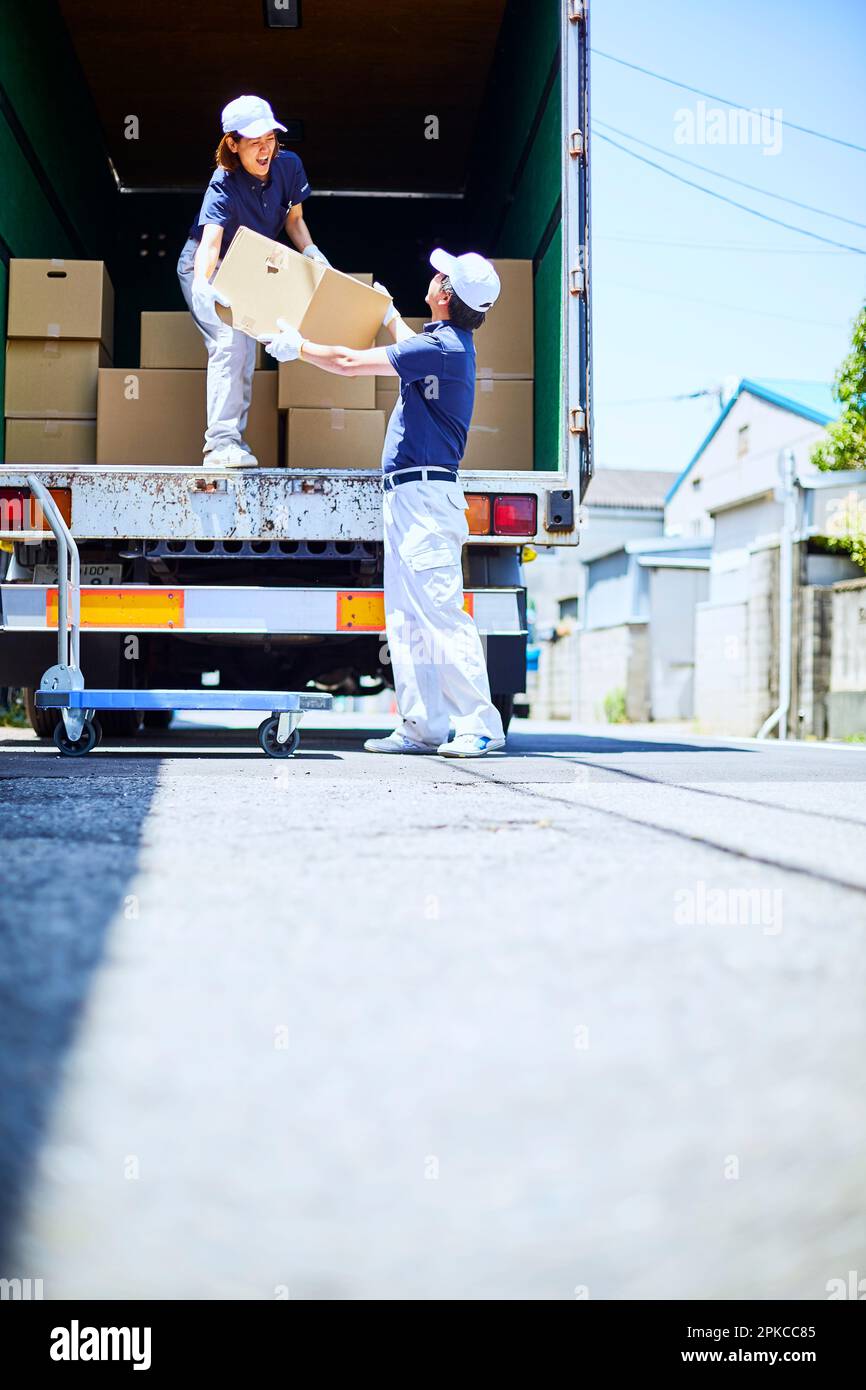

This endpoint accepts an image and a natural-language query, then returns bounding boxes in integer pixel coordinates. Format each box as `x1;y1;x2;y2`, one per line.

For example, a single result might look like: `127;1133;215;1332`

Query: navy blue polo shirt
188;150;310;248
382;322;476;476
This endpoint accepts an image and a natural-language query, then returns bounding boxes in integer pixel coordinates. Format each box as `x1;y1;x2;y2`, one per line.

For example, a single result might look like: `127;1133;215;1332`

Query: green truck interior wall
0;0;563;471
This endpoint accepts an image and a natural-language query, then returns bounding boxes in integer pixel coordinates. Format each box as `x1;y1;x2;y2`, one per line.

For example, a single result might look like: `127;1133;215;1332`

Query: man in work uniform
262;249;506;757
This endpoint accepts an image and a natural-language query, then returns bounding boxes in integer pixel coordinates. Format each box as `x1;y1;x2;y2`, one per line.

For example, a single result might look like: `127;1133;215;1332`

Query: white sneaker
364;732;439;754
437;734;506;757
203;442;257;469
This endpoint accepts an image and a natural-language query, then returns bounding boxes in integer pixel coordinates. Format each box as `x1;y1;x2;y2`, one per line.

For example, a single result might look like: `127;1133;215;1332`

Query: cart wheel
257;717;301;758
53;718;99;757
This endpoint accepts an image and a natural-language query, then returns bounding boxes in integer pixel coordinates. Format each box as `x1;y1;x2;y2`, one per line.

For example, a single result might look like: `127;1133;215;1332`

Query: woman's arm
285;204;313;253
193;224;224;280
299;342;398;378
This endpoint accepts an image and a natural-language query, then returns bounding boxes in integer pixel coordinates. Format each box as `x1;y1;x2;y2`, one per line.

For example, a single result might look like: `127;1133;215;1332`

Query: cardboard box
375;316;427;348
140;311;263;369
375;379;400;416
8;259;114;353
212;228;390;348
97;369;278;467
462;379;534;471
5;418;96;466
5;340;110;418
287;408;385;471
278;359;375;410
474;260;533;378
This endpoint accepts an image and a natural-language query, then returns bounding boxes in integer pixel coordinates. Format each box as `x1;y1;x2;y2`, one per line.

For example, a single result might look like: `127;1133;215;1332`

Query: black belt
383;467;456;491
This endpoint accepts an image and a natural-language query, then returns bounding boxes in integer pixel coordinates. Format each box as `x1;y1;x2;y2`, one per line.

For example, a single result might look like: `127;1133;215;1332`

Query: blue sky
589;0;866;474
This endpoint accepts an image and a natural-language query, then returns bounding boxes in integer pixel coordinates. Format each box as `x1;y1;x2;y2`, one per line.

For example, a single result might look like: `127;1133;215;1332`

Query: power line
591;48;866;155
593;119;866;231
604;277;849;329
593;131;866;255
597;233;851;255
600;389;722;408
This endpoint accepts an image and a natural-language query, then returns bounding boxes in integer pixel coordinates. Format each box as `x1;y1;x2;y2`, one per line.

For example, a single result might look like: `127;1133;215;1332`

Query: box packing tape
330;408;345;431
45;323;61;339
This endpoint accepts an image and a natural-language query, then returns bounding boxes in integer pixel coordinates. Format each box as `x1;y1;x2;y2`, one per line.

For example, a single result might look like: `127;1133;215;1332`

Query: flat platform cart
25;475;332;758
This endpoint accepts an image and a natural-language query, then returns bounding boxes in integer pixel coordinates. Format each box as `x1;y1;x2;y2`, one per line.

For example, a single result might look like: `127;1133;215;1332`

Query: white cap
430;248;501;313
221;95;287;140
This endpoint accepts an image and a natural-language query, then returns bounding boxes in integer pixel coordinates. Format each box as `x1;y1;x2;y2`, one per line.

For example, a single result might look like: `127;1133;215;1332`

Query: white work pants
383;477;504;745
176;236;257;454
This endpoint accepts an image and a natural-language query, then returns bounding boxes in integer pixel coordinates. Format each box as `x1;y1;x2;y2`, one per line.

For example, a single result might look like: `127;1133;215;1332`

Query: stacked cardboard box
97;369;278;468
4;259;114;465
465;260;534;471
140;312;265;369
95;310;275;466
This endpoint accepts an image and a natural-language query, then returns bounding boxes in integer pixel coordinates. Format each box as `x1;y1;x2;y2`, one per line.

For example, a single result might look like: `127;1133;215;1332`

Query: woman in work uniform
177;94;329;468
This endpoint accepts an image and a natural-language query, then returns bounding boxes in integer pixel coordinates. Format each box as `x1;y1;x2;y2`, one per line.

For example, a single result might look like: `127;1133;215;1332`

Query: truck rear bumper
0;584;525;636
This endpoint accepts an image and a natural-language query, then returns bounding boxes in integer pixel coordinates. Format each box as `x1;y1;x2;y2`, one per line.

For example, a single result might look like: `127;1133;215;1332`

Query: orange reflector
336;591;387;631
465;493;491;534
47;587;185;629
337;589;475;630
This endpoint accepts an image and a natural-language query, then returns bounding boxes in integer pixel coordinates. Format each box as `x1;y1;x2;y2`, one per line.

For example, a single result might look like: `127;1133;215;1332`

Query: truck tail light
492;494;537;537
0;487;72;533
464;493;491;534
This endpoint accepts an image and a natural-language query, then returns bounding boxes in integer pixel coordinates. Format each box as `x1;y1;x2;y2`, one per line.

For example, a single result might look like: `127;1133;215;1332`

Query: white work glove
302;244;331;267
259;317;303;363
374;281;398;327
191;276;230;322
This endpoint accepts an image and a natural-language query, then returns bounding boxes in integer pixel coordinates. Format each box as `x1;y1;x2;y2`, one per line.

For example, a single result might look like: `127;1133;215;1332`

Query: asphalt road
1;716;865;1300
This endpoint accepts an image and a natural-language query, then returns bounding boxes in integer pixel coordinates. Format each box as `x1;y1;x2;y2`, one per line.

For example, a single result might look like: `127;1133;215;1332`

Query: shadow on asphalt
1;727;750;760
0;757;162;1267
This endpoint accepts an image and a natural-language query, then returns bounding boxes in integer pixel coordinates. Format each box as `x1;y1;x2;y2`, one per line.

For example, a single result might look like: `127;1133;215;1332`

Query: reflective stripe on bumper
0;585;523;635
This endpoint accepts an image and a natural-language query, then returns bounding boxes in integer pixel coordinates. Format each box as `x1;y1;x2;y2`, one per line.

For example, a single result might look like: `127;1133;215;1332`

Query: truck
0;0;591;737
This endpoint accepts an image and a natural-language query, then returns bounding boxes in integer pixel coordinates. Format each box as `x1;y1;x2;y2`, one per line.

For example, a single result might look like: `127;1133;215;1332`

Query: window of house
559;597;579;621
737;423;750;458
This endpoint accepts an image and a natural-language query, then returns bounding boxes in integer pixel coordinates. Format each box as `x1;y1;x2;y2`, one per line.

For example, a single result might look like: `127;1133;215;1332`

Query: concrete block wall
534;633;578;720
694;545;779;734
797;586;833;739
574;623;650;723
827;579;866;738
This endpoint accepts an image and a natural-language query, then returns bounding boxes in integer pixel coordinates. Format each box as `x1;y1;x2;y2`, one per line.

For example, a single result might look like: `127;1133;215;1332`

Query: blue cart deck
35;690;333;713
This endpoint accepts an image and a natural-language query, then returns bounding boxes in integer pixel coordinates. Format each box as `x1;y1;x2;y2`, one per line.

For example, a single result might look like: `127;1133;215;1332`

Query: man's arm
298;342;398;378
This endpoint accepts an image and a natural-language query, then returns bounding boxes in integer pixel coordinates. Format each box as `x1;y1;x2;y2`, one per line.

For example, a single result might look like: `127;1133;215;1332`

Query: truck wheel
493;693;515;734
23;687;59;738
99;709;143;737
143;709;173;731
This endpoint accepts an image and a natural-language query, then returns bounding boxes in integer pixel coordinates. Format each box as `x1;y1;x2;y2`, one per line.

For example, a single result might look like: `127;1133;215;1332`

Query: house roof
587;534;712;566
666;378;839;505
585;468;679;511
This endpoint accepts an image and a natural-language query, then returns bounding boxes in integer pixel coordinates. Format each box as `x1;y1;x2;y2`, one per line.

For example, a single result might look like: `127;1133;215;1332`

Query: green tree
812;303;866;471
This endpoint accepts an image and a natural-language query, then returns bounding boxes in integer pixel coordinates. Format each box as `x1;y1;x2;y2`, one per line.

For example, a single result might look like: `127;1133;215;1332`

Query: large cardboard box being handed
212;228;390;349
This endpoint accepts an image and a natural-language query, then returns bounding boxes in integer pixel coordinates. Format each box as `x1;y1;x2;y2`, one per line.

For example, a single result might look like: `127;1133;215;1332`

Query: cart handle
26;474;80;673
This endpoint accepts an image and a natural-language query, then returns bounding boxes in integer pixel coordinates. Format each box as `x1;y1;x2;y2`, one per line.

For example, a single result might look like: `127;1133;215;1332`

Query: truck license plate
33;564;123;586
